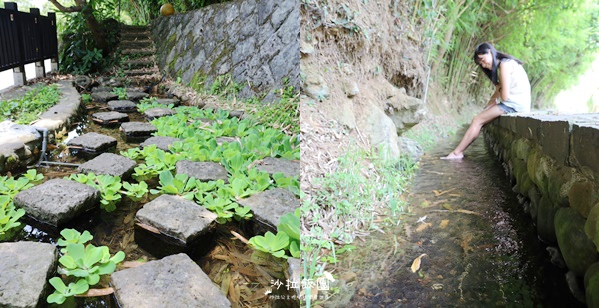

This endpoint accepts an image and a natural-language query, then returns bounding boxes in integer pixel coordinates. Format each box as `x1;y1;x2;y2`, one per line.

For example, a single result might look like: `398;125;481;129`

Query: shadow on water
347;127;585;307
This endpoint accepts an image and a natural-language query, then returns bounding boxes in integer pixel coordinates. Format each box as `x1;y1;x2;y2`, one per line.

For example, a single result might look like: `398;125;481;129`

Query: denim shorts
497;103;517;113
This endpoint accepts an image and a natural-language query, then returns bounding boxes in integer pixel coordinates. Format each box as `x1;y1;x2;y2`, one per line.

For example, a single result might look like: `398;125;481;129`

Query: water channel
347;128;585;307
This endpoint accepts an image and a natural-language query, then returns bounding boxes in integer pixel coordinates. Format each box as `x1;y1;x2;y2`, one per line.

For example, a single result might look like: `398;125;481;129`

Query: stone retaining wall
484;113;599;305
150;0;299;102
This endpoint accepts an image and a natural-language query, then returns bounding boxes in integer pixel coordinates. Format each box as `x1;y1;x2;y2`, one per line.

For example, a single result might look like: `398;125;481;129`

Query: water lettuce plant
68;173;122;212
150;170;196;199
248;209;300;259
56;228;93;253
47;278;89;305
0;195;25;236
112;87;128;100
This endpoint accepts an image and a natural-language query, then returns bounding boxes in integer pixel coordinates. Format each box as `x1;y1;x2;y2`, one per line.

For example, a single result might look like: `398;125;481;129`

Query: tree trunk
49;0;109;53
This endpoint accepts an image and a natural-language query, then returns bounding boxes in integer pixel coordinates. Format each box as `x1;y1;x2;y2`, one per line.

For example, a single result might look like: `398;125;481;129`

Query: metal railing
0;2;58;73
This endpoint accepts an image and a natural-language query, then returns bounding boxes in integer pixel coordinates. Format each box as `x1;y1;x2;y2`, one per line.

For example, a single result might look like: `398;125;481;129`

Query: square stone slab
92;111;129;125
120;122;157;137
176;160;228;182
0;242;58;308
140;136;181;152
13;179;100;226
136;194;217;244
255;157;300;178
78;153;137;178
126;91;150;102
216;136;237;146
107;100;137;112
237;188;299;230
67;132;117;153
111;253;230;308
144;108;176;120
91;91;118;103
155;98;180;107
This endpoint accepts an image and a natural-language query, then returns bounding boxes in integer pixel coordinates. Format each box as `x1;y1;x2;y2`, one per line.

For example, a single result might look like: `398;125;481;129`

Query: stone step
120;32;150;40
78;153;137;179
91;91;119;103
121;48;156;57
237;188;299;232
176;160;229;182
120;25;149;33
120;40;155;49
255;157;300;178
92;111;130;125
108;100;137;112
111;253;231;307
144;107;176;120
123;57;155;69
140;136;181;152
67;132;118;154
120;122;157;139
124;68;160;76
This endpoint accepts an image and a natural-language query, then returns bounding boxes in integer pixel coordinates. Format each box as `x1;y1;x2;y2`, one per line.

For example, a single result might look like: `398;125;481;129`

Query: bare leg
441;105;505;159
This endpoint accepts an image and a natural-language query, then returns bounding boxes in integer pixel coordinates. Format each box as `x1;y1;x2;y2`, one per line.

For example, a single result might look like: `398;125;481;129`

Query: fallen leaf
135;222;161;234
443;204;453;211
75;288;114;297
416;223;432;232
449;193;461;197
433;188;456;197
411;253;427;273
456;209;483;216
440;220;449;229
122;261;145;268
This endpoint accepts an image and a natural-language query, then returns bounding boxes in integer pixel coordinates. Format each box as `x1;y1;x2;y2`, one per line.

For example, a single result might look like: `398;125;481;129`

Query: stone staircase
119;25;161;81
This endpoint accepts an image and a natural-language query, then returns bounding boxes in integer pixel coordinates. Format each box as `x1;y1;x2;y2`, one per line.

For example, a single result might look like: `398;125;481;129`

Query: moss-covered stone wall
150;0;299;102
484;113;599;305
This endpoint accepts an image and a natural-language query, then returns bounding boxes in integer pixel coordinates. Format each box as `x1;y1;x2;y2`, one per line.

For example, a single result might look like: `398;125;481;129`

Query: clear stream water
348;129;585;307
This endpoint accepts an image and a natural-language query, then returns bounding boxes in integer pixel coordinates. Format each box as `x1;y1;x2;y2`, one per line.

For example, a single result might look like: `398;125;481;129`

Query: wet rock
111;253;230;307
254;157;299;178
126;91;150;102
176;160;228;182
547;246;566;268
397;137;424;162
144;108;176;120
229;110;244;119
0;242;58;308
585;262;599;307
13;179;100;226
237;188;299;230
92;111;129;125
78;153;137;179
554;207;599;276
107;100;137;112
565;270;586;304
120;122;157;138
136;194;217;244
536;196;558;244
585;203;599;249
91;91;118;103
67;132;117;153
568;179;596;218
155;98;180;107
0;120;41;145
140;136;181;152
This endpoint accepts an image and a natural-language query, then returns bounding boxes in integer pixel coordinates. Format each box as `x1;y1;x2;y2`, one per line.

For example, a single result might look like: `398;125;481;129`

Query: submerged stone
67;132;117;153
140;136;181;152
92;111;129;125
13;179;100;226
107;100;137;112
111;253;230;307
78;153;137;178
176;160;228;182
254;157;299;178
144;108;176;120
237;188;299;230
0;242;58;308
120;122;157;137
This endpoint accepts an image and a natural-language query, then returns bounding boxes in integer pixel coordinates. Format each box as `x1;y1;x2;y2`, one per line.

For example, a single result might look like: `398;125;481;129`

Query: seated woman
442;42;531;160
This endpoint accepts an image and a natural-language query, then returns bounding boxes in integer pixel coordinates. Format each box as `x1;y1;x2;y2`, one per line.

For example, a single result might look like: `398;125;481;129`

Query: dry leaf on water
411;254;427;273
456;209;482;216
415;223;432;232
439;220;449;229
75;288;114;297
433;188;456;197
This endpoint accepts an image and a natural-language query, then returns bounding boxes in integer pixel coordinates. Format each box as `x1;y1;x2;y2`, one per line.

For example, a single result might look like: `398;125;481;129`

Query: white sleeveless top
499;59;531;113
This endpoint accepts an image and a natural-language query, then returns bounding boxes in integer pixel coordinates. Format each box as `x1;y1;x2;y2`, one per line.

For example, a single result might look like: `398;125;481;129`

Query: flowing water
347;129;585;307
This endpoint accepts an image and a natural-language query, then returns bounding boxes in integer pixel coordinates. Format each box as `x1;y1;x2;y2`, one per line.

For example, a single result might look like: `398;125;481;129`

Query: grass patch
0;84;61;124
300;145;417;306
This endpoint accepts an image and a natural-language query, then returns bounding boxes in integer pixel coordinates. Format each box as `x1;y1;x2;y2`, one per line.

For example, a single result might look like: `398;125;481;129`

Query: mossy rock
555;207;599;276
512;138;531;161
568;179;597;218
517;171;534;197
585;262;599;307
528;185;541;221
526;147;542;187
547;166;575;207
537;196;558;244
585;203;599;250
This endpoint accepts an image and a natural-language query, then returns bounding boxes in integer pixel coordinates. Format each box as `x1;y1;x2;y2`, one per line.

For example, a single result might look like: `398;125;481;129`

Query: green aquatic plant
47;278;89;305
249;231;290;259
150;170;196;199
122;181;149;202
67;173;122;212
0;195;25;236
248;209;300;259
56;228;93;253
272;172;300;196
112;87;128;100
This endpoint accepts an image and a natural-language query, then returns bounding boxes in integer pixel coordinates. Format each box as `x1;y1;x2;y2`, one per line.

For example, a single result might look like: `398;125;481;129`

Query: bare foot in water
440;152;464;160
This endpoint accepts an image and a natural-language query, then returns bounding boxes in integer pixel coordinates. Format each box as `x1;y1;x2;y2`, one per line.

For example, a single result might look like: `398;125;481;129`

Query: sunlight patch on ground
554;54;599;114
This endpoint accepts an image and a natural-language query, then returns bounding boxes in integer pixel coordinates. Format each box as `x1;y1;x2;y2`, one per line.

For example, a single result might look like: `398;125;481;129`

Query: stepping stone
140;136;181;152
67;132;117;153
237;188;299;230
126;91;150;102
91;91;118;103
136;194;217;245
216;136;236;146
176;160;228;182
155;98;180;107
111;253;230;308
254;157;300;178
120;122;157;138
107;100;137;112
13;179;100;226
92;86;114;93
0;242;58;308
78;153;137;178
92;111;129;125
229;110;244;119
144;108;176;120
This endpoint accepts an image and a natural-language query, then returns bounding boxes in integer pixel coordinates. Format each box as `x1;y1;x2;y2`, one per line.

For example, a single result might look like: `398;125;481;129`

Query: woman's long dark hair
473;42;523;85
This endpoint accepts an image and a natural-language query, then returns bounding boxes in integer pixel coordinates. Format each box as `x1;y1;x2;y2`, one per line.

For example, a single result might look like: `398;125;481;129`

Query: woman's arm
499;60;513;101
483;88;501;110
